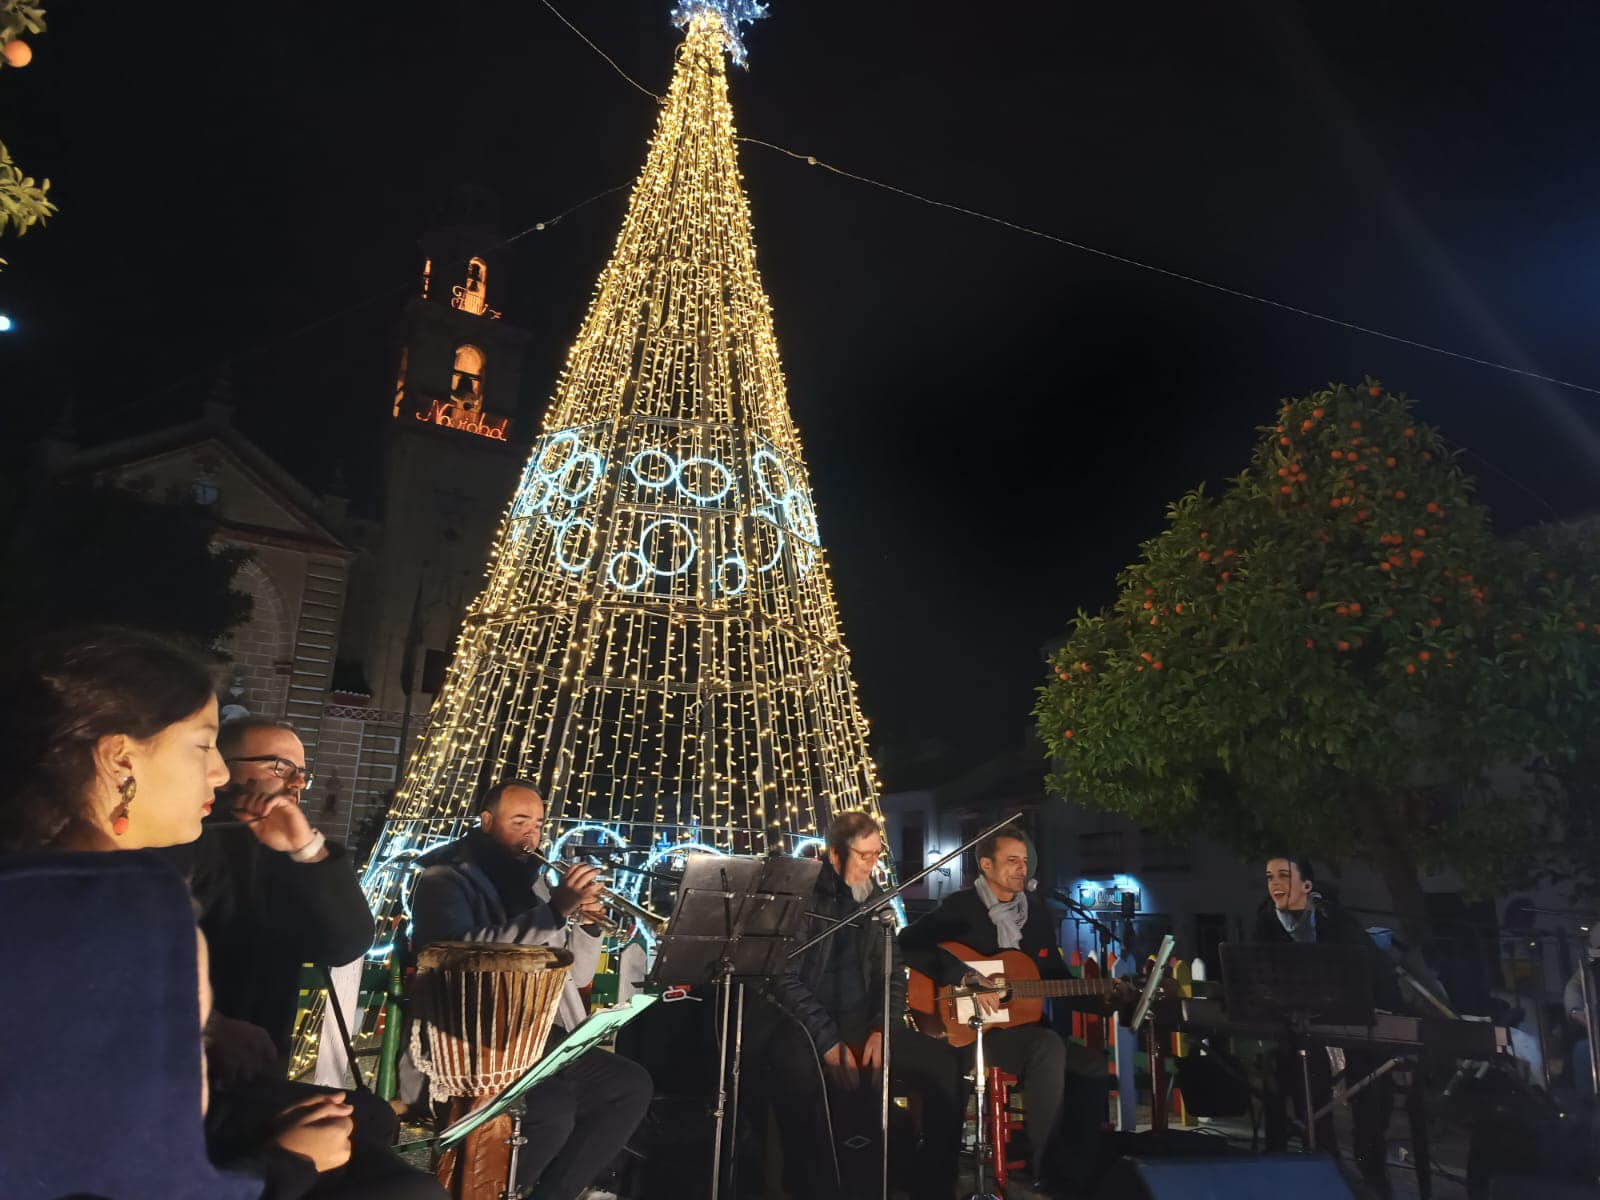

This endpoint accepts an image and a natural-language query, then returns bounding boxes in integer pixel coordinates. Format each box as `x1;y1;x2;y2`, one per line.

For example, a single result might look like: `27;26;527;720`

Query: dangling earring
111;775;137;836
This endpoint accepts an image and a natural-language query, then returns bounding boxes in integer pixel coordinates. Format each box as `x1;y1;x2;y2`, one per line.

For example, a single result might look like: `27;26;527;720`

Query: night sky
5;1;1598;784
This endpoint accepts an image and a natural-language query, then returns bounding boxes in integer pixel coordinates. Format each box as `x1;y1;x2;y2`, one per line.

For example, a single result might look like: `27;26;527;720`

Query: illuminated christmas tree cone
359;4;885;956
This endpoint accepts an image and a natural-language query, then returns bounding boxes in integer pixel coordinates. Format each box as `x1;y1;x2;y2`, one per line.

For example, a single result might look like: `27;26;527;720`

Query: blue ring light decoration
783;489;819;545
791;836;825;860
677;456;735;504
361;836;458;958
628;841;728;946
556;450;604;503
715;554;748;597
543;499;574;529
757;528;785;573
607;550;649;592
510;474;553;525
538;429;583;478
552;518;596;573
629;448;678;490
544;823;631;888
751;448;791;501
640;517;697;577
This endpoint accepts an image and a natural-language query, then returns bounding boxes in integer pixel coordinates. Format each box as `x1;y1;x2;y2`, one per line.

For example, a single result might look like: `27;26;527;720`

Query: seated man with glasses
161;716;374;1071
162;716;441;1196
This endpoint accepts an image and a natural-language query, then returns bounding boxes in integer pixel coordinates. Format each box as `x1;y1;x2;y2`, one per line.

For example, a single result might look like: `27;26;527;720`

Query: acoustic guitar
906;940;1129;1047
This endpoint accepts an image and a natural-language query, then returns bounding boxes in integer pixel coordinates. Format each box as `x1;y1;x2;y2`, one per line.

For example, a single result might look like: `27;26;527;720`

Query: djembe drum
410;942;574;1199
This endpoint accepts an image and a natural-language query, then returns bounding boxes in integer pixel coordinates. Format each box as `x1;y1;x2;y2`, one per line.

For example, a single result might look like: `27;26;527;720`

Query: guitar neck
1006;978;1117;999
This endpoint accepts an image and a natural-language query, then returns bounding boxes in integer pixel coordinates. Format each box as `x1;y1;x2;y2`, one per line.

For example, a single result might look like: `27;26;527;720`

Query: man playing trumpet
408;778;652;1200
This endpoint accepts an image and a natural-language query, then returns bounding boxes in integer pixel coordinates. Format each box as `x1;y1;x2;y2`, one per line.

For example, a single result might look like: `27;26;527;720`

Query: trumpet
525;846;669;937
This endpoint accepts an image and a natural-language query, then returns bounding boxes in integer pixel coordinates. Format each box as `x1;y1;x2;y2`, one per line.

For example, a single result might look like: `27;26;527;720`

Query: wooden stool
985;1067;1026;1188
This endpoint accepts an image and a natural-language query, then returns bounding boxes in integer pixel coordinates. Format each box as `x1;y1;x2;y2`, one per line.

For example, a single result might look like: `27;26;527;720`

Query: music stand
647;852;821;1200
1219;943;1374;1151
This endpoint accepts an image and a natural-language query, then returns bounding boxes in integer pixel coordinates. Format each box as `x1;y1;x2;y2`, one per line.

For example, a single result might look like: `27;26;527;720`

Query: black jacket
1251;895;1404;1011
898;886;1070;989
765;862;907;1052
161;820;375;1055
409;831;601;1033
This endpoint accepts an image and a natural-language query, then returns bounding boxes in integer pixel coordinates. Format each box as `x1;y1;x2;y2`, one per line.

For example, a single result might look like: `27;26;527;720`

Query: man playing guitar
899;824;1121;1196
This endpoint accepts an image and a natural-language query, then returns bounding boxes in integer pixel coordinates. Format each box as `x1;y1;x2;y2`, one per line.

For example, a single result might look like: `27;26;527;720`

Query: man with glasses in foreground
163;717;441;1195
162;716;374;1070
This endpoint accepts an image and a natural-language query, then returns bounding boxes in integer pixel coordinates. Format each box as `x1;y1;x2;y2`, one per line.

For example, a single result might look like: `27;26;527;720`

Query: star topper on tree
671;0;767;66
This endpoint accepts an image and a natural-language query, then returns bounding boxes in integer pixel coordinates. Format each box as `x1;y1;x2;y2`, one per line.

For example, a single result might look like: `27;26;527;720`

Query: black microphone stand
1045;889;1122;964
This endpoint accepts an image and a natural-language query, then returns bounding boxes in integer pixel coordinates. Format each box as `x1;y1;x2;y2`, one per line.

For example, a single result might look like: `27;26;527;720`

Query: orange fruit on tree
2;39;32;68
1369;386;1382;397
1312;407;1325;418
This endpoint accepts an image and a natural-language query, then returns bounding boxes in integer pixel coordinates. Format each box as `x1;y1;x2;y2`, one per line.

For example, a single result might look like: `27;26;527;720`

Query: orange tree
1034;379;1600;931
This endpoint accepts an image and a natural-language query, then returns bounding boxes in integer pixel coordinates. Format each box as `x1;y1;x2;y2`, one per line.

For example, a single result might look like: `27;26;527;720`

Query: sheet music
951;957;1009;1026
1131;934;1176;1030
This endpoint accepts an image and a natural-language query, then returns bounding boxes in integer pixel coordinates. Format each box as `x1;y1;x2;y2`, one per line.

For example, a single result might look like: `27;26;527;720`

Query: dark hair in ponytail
0;626;216;850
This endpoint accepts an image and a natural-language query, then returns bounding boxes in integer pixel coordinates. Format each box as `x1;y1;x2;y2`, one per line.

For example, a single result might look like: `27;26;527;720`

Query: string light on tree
310;5;885;1069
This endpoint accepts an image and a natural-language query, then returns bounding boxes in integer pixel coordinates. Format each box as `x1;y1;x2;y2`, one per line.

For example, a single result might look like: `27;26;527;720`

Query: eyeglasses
226;755;314;789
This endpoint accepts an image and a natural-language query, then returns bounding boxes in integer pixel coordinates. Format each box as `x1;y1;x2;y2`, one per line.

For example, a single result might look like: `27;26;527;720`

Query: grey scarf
975;876;1028;949
1275;905;1317;943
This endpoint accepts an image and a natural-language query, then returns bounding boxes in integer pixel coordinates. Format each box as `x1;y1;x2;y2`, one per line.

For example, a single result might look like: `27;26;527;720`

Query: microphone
1040;885;1082;910
1026;879;1038;894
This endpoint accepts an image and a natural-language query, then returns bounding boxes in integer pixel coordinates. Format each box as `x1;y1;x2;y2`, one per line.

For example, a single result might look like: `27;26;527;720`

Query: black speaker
1487;1178;1600;1199
1094;1154;1354;1199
